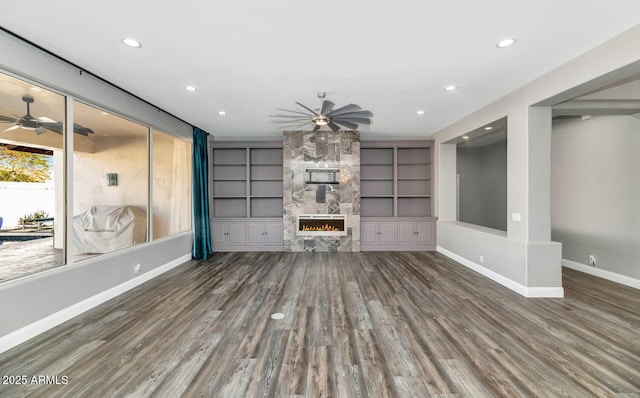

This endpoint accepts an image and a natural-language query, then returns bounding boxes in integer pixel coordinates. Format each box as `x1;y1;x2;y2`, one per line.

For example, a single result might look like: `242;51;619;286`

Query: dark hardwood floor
1;251;639;397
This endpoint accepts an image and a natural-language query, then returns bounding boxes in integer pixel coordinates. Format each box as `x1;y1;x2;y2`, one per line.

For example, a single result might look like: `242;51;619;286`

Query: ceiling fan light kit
271;92;373;132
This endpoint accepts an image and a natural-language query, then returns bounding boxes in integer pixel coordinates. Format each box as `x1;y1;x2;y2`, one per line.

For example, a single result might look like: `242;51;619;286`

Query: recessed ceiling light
185;85;197;92
497;38;516;48
484;126;493;130
462;135;470;140
218;111;226;116
30;86;42;92
416;110;425;115
100;111;110;116
444;85;457;92
121;37;142;48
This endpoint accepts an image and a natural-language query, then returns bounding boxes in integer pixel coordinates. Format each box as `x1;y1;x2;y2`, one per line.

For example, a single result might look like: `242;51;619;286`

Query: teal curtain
192;127;213;260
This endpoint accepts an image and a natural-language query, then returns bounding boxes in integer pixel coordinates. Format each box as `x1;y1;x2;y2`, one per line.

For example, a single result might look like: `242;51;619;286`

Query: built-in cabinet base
360;217;437;251
212;218;283;252
211;217;437;252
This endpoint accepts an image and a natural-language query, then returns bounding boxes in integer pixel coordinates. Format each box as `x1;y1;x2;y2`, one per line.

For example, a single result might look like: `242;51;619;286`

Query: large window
152;130;192;239
0;70;192;281
72;101;149;262
0;72;66;281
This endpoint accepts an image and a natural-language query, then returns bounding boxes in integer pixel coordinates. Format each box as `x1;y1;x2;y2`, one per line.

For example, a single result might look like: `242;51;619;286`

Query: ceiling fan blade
327;122;341;132
74;123;94;136
278;120;314;130
320;100;335;115
333;117;371;125
37;116;58;123
330;110;373;118
272;120;310;125
271;116;311;122
295;102;318;116
4;125;20;132
0;115;18;123
269;114;312;119
276;108;314;116
334;120;359;130
40;122;62;134
272;118;311;125
293;120;314;128
326;104;361;116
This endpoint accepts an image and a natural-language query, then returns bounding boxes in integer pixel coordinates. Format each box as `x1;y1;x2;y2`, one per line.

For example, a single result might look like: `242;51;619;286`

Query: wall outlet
134;264;141;274
588;255;596;266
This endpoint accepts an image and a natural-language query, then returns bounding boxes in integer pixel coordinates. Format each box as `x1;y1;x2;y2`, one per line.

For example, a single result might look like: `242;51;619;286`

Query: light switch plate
512;213;522;222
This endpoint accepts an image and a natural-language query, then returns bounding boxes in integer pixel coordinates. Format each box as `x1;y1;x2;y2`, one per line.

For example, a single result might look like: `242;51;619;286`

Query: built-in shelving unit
360;140;436;251
250;147;284;217
211;141;284;251
211;139;435;252
360;142;433;217
397;147;432;217
212;147;248;218
360;147;394;217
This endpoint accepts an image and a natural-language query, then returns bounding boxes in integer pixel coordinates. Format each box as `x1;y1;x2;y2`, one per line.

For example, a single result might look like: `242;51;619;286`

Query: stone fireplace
283;131;360;252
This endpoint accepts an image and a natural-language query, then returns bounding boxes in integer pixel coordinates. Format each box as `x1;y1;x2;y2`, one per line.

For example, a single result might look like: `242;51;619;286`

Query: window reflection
152;130;192;240
72;101;148;261
0;72;65;281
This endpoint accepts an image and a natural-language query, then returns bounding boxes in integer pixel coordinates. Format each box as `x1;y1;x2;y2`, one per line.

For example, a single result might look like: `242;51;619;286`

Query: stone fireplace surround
283;131;360;252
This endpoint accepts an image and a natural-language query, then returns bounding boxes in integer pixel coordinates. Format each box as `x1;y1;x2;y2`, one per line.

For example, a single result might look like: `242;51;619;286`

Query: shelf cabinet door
361;221;380;245
265;222;283;245
227;222;246;245
246;222;266;245
397;222;417;244
378;222;397;245
415;220;435;245
212;222;227;246
246;221;283;245
212;221;246;246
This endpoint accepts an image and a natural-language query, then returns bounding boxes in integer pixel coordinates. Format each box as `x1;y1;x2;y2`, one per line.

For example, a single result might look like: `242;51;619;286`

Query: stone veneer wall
283;131;360;252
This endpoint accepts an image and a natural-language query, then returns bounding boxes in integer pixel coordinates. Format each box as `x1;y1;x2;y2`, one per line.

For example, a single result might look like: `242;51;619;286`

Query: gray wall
457;147;483;225
552;115;640;279
457;140;507;231
432;25;640;296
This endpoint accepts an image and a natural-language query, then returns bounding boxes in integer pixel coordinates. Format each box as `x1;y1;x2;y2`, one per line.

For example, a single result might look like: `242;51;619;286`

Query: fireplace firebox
297;214;347;236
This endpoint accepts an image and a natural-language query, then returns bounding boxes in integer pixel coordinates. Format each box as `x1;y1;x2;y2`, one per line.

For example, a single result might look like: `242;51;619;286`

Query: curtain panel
192;127;213;260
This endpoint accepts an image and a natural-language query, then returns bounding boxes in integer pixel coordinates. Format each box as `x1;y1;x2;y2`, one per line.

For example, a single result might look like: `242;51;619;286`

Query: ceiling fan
0;94;94;136
270;92;373;132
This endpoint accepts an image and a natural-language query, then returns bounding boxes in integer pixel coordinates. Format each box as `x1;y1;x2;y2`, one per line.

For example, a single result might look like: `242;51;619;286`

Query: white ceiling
1;1;640;140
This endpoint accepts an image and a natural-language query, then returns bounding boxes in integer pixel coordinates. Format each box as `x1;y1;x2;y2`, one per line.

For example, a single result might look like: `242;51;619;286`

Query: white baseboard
0;253;191;355
562;258;640;289
436;246;564;298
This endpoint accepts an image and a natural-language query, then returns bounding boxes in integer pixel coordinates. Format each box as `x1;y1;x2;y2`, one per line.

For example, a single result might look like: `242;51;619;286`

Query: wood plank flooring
0;251;639;397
